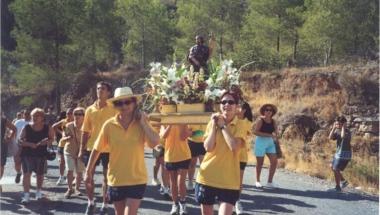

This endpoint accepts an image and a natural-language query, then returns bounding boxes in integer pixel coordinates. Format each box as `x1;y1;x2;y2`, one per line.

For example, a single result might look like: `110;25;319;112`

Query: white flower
149;62;162;76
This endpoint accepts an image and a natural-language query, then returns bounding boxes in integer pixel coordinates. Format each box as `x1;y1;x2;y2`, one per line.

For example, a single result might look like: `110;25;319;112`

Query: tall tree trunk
219;35;223;60
141;21;146;67
293;32;298;62
54;0;61;113
324;39;332;66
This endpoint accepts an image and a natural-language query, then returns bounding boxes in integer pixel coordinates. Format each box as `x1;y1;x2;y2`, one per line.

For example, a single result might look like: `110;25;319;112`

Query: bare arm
18;128;36;148
140;113;159;148
221;127;242;152
204;120;217;152
52;120;63;135
5;120;17;140
161;125;171;139
253;119;273;137
84;149;101;181
179;125;191;141
79;131;90;158
329;122;338;140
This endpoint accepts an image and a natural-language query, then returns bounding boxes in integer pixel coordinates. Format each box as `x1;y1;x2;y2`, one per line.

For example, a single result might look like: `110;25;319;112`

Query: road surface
0;149;378;215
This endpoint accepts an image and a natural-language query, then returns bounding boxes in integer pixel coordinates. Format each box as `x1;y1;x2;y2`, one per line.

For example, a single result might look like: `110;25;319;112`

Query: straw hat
259;103;278;116
108;87;142;103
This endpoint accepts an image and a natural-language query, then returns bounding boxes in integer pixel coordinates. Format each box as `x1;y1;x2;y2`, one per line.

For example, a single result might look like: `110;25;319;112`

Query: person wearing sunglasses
52;108;74;186
84;87;159;215
80;81;118;215
160;123;192;215
235;102;253;215
18;108;54;204
253;104;280;188
61;107;86;198
194;91;246;215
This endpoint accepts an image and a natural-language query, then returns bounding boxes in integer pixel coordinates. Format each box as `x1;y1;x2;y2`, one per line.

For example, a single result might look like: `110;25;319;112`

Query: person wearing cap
62;107;86;198
194;91;246;215
235;102;253;215
253;104;280;188
79;81;118;215
52;108;74;185
84;87;159;215
18;108;54;204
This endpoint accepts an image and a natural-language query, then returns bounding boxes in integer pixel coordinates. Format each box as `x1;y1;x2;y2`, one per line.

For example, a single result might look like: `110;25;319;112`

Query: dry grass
248;138;379;194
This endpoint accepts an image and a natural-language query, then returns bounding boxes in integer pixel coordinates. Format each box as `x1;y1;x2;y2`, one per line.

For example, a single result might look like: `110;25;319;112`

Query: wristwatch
220;125;226;130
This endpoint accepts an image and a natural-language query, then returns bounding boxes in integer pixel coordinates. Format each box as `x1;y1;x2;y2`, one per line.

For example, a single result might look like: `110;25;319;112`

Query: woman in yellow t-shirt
235;102;253;215
52;108;74;185
84;87;159;215
161;124;192;215
195;91;246;215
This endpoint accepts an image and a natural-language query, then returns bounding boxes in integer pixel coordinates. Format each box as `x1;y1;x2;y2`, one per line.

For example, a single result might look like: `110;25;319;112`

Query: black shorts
188;140;206;158
82;150;109;168
107;184;146;203
332;157;350;171
165;159;191;171
194;183;240;206
57;147;64;155
21;156;46;175
240;162;247;171
1;143;7;166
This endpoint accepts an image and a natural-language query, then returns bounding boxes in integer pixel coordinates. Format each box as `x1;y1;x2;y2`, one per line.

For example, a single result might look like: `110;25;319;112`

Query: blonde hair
73;107;85;114
30;108;45;117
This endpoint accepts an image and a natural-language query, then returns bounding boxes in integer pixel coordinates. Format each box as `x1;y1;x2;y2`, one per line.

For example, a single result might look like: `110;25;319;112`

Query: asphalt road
0;149;378;215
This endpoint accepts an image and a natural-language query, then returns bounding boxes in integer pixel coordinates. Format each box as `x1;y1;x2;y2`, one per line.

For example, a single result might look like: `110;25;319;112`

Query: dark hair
241;102;253;122
221;91;240;104
196;35;204;43
57;111;67;121
97;81;112;92
336;116;347;123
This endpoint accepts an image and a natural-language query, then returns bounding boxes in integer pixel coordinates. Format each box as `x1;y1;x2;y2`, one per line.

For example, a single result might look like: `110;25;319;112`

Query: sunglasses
221;100;236;105
74;112;84;116
113;99;136;107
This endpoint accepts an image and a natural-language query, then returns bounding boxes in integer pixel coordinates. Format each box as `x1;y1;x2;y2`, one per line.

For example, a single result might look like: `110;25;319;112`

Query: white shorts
64;154;85;173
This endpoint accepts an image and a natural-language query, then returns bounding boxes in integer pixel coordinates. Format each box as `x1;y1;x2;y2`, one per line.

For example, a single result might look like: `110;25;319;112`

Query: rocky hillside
240;61;379;193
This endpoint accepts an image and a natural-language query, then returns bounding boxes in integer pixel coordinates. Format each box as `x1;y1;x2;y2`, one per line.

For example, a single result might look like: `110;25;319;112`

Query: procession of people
0;35;353;215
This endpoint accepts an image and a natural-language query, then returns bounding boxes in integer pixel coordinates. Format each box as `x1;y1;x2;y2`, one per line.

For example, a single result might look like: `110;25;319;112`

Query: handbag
274;140;283;158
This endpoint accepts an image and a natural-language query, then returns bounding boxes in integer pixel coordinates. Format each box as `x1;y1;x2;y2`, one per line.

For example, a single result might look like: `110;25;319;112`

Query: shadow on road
243;184;378;202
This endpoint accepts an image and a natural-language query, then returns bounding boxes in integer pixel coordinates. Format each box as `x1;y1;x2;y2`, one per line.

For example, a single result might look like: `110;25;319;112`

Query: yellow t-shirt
164;125;191;163
239;118;253;162
196;117;246;190
153;125;165;147
94;116;151;186
188;124;207;143
81;101;117;151
58;119;71;147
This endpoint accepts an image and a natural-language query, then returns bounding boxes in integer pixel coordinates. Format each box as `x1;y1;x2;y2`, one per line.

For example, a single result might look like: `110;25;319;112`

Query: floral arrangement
146;59;241;107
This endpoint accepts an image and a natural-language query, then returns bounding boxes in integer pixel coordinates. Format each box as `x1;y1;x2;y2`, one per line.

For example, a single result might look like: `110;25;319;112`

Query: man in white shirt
13;109;31;184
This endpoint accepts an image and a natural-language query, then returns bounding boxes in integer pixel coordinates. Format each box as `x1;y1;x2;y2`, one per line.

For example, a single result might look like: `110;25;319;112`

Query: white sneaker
35;191;43;200
21;193;30;204
151;178;160;186
162;187;171;200
266;182;278;188
255;181;263;188
179;202;188;215
170;203;179;215
56;176;65;185
235;200;244;215
186;181;194;191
